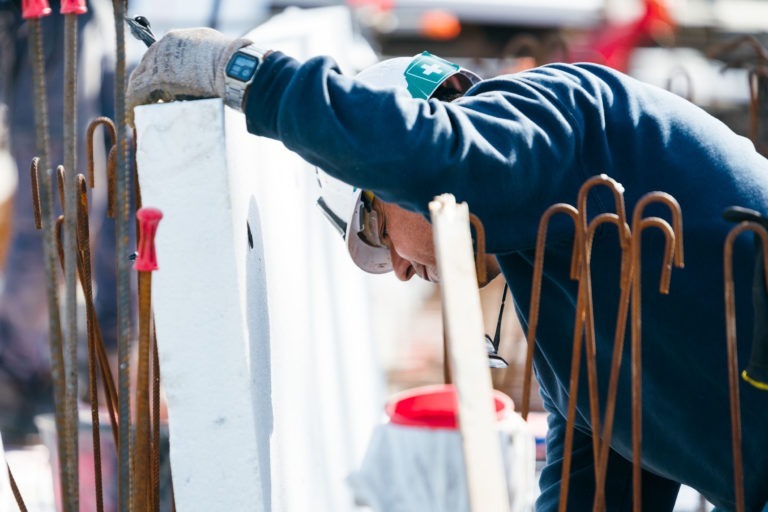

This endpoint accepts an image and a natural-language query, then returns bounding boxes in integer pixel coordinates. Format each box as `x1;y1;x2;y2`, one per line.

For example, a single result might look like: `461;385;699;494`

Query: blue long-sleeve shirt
245;52;768;511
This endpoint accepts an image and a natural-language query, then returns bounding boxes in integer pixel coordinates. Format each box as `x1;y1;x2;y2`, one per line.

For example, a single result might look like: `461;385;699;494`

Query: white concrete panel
223;8;392;512
135;98;264;512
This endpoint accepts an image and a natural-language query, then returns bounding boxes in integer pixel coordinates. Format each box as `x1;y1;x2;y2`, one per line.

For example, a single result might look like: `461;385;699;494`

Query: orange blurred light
419;10;461;41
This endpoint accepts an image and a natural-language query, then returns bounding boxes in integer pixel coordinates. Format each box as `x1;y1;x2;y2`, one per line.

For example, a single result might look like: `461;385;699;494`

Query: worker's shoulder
474;62;630;93
516;62;637;91
477;62;675;114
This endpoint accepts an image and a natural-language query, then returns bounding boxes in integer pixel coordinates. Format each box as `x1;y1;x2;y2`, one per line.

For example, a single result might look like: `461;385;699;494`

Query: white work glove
126;28;252;122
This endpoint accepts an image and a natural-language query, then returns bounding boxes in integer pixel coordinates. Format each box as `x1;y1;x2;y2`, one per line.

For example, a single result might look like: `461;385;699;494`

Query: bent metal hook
723;221;768;512
520;203;581;421
86;117;117;218
594;191;683;512
626;192;684;512
559;209;630;512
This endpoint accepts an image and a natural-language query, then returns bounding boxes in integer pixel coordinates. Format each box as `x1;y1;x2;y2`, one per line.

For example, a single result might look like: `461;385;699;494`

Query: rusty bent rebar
519;176;686;512
135;207;164;512
23;0;74;507
723;219;768;512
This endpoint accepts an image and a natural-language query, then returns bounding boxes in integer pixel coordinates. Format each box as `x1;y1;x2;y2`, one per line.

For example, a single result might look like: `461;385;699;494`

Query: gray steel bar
27;18;69;512
61;13;80;511
112;1;134;510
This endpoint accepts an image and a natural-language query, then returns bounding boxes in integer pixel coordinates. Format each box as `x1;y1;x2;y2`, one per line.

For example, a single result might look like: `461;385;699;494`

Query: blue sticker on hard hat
404;51;460;99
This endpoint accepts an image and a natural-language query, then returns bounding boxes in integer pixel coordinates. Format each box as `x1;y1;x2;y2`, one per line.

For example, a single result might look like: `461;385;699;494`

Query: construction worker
127;29;768;511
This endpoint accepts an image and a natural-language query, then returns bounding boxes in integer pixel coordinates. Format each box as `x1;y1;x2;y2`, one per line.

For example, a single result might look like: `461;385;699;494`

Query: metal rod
575;175;632;472
592;236;633;512
521;203;581;420
723;221;768;512
56;215;65;276
30;158;42;230
56;165;79;511
628;192;683;512
151;327;161;511
24;12;69;510
135;270;152;511
55;177;120;509
442;328;451;385
59;178;120;445
558;210;627;512
112;1;134;509
84;119;120;435
468;213;487;285
61;13;80;510
56;165;65;211
557;261;589;512
76;175;105;512
86;117;117;190
84;121;120;447
707;35;768;155
134;207;163;512
747;67;768;154
706;35;768;68
8;462;28;512
594;192;682;512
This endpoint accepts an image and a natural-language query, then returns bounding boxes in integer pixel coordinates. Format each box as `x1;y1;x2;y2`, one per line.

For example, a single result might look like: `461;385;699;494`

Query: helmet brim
347;195;392;274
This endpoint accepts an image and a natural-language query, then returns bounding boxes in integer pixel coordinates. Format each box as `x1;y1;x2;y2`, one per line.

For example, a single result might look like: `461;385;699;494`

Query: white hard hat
316;51;481;273
355;51;481;100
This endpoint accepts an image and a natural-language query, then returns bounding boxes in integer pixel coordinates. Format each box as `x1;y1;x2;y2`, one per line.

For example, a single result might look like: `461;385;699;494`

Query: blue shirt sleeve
244;53;591;253
244;53;766;256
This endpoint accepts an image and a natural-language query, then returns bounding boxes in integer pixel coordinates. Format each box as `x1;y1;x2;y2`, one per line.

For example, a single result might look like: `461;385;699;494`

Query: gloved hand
126;28;252;122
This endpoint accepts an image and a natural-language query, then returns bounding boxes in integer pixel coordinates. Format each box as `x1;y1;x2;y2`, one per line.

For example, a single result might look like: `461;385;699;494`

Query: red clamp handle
22;0;52;19
135;207;163;272
60;0;87;15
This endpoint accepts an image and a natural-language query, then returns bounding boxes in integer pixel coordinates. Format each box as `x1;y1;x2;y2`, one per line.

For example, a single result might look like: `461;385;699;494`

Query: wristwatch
224;44;268;112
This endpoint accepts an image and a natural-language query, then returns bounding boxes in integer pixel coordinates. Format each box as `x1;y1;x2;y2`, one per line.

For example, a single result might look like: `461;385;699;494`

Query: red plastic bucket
385;384;514;430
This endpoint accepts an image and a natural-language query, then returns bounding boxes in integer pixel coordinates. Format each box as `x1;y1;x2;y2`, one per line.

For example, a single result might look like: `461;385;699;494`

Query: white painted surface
135;98;264;511
226;9;386;512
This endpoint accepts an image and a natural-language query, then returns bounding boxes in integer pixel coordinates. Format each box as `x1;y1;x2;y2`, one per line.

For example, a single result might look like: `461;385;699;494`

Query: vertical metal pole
134;207;163;512
723;222;768;512
520;203;580;421
60;0;87;505
20;1;70;509
76;175;106;512
628;193;683;512
112;1;133;510
8;462;28;512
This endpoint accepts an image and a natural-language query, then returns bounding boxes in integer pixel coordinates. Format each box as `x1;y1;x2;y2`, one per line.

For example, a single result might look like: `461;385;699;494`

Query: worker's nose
390;247;414;281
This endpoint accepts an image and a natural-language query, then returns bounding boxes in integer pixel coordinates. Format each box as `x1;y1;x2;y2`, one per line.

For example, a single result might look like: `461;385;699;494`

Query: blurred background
2;0;767;510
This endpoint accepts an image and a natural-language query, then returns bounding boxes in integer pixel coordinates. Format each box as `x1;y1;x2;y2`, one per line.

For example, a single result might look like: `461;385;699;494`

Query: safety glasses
357;192;390;249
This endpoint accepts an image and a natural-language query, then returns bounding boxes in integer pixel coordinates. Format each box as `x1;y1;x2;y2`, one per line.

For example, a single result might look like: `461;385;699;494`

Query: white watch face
227;53;259;82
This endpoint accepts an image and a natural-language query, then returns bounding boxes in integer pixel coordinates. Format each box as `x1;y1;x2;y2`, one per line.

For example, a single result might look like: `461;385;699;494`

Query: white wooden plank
429;194;511;512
